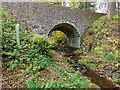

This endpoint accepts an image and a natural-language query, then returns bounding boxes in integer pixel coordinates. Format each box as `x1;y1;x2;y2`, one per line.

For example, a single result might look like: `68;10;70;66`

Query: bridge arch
48;23;81;48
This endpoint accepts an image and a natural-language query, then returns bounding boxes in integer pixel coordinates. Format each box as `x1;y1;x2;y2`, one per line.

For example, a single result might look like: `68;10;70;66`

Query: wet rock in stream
73;63;90;73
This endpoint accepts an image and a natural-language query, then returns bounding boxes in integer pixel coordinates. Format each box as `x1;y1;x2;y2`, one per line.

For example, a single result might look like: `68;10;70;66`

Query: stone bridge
2;2;104;48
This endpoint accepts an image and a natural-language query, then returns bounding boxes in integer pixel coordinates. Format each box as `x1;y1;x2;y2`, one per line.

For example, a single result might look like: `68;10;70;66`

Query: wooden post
16;24;20;52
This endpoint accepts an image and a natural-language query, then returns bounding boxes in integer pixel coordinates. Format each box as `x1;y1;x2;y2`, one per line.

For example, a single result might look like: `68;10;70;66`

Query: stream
53;45;120;89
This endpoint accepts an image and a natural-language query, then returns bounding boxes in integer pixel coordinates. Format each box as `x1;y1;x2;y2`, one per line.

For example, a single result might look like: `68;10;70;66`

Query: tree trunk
108;0;116;19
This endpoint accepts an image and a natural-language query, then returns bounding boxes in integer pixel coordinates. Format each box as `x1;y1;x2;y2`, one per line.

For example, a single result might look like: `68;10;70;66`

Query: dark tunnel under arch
48;23;81;48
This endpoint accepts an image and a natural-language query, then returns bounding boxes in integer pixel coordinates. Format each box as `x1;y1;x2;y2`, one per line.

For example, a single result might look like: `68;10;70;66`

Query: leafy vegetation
70;1;95;10
77;14;120;84
1;2;119;88
80;15;119;61
27;71;90;88
112;14;120;19
1;9;53;73
33;34;52;55
26;63;90;88
1;8;91;88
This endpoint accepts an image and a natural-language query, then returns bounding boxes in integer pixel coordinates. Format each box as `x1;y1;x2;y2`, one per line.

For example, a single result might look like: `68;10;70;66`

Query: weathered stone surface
2;2;104;48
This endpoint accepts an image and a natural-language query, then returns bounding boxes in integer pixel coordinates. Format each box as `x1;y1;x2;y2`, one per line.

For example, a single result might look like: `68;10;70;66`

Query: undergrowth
77;14;120;84
27;63;90;88
1;9;53;73
1;9;91;88
80;15;120;61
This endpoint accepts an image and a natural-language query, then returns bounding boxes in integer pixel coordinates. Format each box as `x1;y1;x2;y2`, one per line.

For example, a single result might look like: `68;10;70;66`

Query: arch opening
48;30;68;46
48;23;80;48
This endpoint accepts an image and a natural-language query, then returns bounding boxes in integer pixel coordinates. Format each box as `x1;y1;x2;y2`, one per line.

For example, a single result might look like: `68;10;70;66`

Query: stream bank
52;45;120;89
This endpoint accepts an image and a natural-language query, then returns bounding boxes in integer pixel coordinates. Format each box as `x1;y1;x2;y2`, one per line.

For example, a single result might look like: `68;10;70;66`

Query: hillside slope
77;15;120;86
